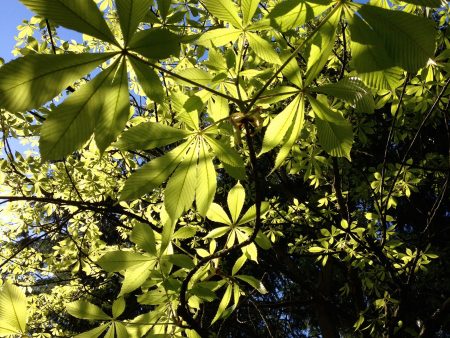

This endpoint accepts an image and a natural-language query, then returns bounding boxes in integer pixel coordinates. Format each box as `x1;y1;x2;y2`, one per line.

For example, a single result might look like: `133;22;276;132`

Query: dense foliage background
0;0;449;337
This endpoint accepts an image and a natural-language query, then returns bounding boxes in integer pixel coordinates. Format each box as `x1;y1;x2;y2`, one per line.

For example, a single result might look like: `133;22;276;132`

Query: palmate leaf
241;0;259;26
164;139;198;220
97;251;154;272
73;323;110;338
116;0;153;45
114;322;129;338
206;203;232;225
19;0;117;45
115;122;191;150
227;182;245;224
119;260;155;296
247;32;282;65
130;223;157;255
235;275;268;294
260;94;303;156
309;95;353;160
313;77;374;113
0;282;27;336
349;5;436;73
212;284;233;324
304;6;341;86
39;58;120;160
196;139;217;216
359;67;404;91
94;58;130;153
112;297;126;319
0;53;114;112
203;0;243;29
196;28;242;47
120;141;191;200
66;300;111;320
267;0;332;32
128;28;180;59
129;57;165;103
400;0;442;6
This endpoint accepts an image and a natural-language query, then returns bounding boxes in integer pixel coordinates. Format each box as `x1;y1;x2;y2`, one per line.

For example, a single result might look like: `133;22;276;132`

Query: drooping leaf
247;32;282;65
164;140;198;220
349;5;436;72
39;58;119;161
211;284;233;323
235;275;268;294
309;95;353;160
267;0;332;31
120;141;190;200
116;0;153;45
206;203;232;226
0;53;114;112
313;77;374;113
273;94;305;170
227;182;245;223
241;0;259;25
203;0;243;29
19;0;117;44
260;94;303;156
66;300;111;320
115;122;191;150
94;58;130;153
129;57;165;103
119;260;155;296
97;251;153;272
128;28;180;59
130;223;157;255
73;324;110;338
196;28;242;47
196;139;217;216
112;297;126;319
0;282;27;335
304;6;341;86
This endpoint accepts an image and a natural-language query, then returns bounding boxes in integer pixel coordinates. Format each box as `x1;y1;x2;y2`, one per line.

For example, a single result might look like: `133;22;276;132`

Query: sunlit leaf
203;0;243;29
128;28;180;59
196;139;217;216
97;251;153;272
116;0;153;45
0;282;27;335
227;181;245;223
66;300;111;320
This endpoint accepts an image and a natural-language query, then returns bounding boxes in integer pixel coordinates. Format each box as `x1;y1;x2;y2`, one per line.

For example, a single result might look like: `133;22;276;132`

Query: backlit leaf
227;181;245;223
129;57;165;103
196;139;217;216
197;28;242;47
131;223;157;255
116;0;153;45
0;282;27;335
203;0;243;29
128;28;180;59
66;300;111;320
97;251;153;272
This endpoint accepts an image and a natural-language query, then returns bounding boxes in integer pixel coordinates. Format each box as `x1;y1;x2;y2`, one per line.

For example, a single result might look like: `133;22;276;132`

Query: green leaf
204;135;245;168
131;223;157;255
19;0;117;44
241;0;259;25
237;201;270;225
116;0;153;45
115;122;191;150
203;0;243;29
227;181;245;223
206;203;232;226
208;95;230;122
39;60;119;161
94;58;130;153
304;6;341;86
232;255;247;276
173;226;197;239
119;261;154;296
212;284;233;323
97;251;153;272
66;300;111;320
267;0;331;31
157;0;171;20
120;141;190;200
129;57;165;103
73;324;109;338
104;323;115;338
196;139;217;216
174;68;214;87
0;53;114;112
165;254;195;269
350;5;436;72
281;53;303;88
164;140;198;220
0;282;27;335
398;0;441;7
235;275;268;294
255;231;272;250
359;67;404;91
309;95;353;160
114;322;129;338
196;28;242;47
260;94;303;156
313;77;374;113
112;297;126;319
247;32;282;65
128;28;180;59
273;95;305;170
190;285;217;302
205;226;230;239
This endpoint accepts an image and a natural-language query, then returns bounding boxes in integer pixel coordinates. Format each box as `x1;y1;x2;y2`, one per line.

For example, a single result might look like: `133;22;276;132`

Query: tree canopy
0;0;449;337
